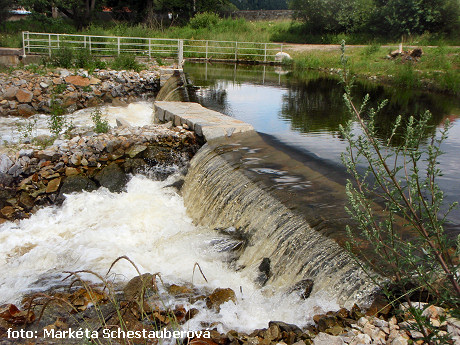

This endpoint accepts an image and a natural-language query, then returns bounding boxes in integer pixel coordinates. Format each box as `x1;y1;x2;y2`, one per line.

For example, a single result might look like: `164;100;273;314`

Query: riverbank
0;65;171;117
286;45;460;95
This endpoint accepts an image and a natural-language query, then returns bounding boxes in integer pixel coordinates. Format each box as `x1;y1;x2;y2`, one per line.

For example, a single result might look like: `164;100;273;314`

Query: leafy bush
110;55;144;72
189;12;220;29
90;108;110;133
50;47;74;69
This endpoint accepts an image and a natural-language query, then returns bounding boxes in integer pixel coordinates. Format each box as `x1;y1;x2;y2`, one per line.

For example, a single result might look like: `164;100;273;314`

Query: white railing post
280;43;283;53
22;32;26;57
117;37;120;56
57;34;60;48
89;36;92;53
205;40;208;60
235;42;238;61
48;33;51;57
178;39;184;67
84;35;87;49
27;32;30;54
148;38;151;59
264;43;267;62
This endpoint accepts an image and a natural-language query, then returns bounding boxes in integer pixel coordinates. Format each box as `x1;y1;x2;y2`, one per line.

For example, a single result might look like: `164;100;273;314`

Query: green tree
0;0;15;26
373;0;460;36
19;0;102;28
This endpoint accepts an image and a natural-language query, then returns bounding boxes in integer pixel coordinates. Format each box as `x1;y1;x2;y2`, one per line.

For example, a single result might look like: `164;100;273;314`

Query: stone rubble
1;274;459;345
0;67;168;116
0;123;199;223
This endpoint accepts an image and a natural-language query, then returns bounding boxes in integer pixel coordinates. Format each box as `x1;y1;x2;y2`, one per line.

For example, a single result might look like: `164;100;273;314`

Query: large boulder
59;175;98;198
94;163;128;193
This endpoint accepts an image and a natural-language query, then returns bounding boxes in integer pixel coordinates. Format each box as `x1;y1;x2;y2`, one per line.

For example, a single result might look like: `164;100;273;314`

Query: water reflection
184;62;460;232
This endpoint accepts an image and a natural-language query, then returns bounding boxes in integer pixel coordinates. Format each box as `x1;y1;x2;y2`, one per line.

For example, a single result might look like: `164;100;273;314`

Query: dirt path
283;43;459;53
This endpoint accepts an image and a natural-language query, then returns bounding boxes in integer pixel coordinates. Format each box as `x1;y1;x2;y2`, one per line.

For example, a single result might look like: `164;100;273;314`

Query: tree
0;0;15;27
19;0;102;28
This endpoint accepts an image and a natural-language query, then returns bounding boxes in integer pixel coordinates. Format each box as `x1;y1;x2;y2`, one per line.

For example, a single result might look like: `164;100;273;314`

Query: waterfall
182;140;379;309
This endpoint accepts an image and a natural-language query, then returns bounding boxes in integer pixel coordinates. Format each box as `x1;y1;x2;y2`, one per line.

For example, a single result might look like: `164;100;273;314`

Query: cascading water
182;139;380;309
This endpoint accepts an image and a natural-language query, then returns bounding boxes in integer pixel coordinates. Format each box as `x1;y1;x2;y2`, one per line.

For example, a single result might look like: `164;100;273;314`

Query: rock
40;82;49;88
2;86;19;100
63;92;79;108
94;163;128;193
290;279;314;299
89;77;101;85
46;178;62;193
206;288;236;311
317;315;339;332
0;173;14;187
126;144;147;158
7;162;22;177
0;154;14;174
313;332;344;345
65;75;91;87
269;321;303;336
17;104;36;116
15;89;34;103
275;52;292;62
1;206;15;218
65;167;80;176
391;336;408;345
37;148;60;162
123;273;154;300
18;192;35;211
168;284;193;296
18;149;34;158
59;175;97;197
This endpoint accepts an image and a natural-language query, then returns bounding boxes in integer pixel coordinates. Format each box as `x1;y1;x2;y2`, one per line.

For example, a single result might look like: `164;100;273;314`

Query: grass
289;45;460;94
1;16;458;92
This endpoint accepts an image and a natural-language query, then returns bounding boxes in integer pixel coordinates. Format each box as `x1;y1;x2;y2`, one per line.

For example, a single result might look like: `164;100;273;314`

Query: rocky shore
0;272;459;345
0;122;200;223
0;67;172;117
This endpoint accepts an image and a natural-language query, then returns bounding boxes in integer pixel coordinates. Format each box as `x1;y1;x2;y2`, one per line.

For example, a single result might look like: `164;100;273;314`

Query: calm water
184;62;460;234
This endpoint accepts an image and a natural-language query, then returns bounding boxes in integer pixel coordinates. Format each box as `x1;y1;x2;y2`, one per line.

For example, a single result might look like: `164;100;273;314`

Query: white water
0;174;339;332
0;102;154;143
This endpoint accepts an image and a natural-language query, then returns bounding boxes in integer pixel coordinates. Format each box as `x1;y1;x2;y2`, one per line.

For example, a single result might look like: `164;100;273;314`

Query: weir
154;94;379;308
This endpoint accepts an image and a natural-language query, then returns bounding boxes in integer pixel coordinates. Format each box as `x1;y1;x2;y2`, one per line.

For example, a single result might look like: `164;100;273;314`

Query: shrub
91;108;110;133
339;41;459;342
110;54;144;72
189;12;220;30
50;47;74;69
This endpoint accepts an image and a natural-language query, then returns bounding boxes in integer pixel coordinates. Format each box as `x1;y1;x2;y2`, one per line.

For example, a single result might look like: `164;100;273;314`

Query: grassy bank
2;15;459;48
1;16;458;93
288;45;460;95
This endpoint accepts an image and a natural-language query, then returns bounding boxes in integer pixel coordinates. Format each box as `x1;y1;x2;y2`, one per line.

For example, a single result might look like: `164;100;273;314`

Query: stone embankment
0;122;199;223
0;68;163;117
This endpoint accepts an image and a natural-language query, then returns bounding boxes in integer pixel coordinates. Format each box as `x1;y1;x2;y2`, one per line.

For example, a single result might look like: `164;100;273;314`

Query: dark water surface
183;62;460;235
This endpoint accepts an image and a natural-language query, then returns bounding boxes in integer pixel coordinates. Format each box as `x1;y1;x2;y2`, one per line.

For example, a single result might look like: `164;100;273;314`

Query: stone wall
225;10;294;21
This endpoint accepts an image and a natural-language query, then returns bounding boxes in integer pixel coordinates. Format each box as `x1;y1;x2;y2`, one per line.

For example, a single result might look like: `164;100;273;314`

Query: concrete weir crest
154;101;254;141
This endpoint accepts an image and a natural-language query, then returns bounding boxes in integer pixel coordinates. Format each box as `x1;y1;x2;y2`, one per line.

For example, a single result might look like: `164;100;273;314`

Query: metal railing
22;32;284;64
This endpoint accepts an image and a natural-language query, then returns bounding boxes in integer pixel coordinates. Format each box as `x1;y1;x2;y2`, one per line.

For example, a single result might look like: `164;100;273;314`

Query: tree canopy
289;0;460;36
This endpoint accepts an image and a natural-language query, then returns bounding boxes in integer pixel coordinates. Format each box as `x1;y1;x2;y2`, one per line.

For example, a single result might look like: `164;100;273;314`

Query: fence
22;32;284;65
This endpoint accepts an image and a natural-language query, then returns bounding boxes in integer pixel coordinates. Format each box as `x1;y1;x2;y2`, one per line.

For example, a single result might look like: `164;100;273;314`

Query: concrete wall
226;10;294;21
